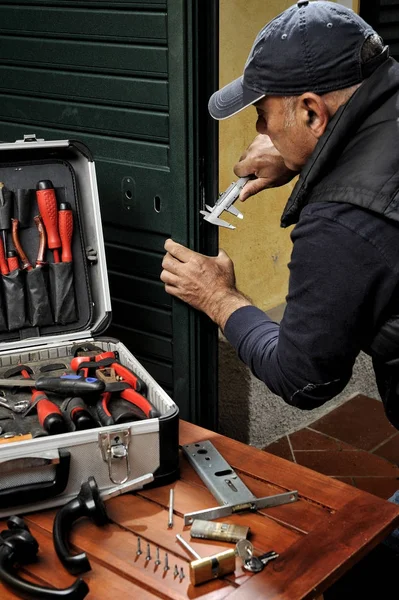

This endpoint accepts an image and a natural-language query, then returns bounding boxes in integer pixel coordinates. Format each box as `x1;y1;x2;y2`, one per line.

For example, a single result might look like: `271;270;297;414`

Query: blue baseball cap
209;1;388;120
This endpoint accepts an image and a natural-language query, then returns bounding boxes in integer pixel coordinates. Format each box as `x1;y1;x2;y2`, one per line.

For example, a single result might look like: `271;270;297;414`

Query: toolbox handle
0;449;70;508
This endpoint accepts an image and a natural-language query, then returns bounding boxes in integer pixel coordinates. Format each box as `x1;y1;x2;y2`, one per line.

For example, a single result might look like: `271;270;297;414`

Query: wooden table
1;420;399;599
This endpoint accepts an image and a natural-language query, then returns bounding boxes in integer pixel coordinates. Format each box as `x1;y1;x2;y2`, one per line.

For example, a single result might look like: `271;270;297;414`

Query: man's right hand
234;135;298;201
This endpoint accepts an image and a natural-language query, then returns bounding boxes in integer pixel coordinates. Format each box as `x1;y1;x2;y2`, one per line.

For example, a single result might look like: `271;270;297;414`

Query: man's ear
298;93;329;139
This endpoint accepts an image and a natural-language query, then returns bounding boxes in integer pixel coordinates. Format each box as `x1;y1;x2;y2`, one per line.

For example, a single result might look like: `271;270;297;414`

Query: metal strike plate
182;440;257;505
99;429;130;484
183;440;298;526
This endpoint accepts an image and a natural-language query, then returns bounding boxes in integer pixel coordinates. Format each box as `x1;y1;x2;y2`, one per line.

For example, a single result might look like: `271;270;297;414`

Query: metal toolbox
0;135;179;518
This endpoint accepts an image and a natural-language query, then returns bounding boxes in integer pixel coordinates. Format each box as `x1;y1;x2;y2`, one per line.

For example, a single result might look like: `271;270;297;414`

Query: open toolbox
0;135;179;518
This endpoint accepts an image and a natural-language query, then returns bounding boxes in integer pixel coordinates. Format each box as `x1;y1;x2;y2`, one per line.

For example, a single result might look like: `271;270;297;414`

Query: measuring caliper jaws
182;440;298;526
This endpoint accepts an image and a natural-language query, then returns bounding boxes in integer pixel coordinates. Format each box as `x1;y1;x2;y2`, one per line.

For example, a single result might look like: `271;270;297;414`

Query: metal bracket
86;245;98;264
183;440;258;504
99;429;130;485
16;134;45;143
182;440;298;525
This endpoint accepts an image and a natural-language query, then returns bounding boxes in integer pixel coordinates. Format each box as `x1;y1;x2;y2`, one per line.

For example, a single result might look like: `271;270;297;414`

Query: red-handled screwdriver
7;251;19;272
36;180;61;263
58;202;73;262
0;239;9;275
20;367;67;435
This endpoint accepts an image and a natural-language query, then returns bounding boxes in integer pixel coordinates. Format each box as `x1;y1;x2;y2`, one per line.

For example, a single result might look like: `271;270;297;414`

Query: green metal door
0;0;219;427
360;0;399;61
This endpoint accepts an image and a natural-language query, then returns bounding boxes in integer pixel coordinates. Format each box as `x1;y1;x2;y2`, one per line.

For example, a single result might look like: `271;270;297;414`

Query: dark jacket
224;57;399;428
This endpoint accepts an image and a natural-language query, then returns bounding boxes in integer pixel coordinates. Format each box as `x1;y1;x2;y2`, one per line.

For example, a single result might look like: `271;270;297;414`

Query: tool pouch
0;289;6;333
25;267;53;327
2;270;26;331
49;262;77;325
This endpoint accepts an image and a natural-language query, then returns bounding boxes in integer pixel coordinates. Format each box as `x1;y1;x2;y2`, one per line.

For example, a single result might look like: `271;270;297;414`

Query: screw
136;537;142;556
179;567;185;581
155;547;161;566
164;552;170;571
145;543;151;561
174;564;179;577
168;489;174;528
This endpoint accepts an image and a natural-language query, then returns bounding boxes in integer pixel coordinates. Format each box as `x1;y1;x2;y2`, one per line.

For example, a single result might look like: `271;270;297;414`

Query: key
259;550;279;565
236;539;253;561
236;539;279;573
244;550;279;573
244;555;265;573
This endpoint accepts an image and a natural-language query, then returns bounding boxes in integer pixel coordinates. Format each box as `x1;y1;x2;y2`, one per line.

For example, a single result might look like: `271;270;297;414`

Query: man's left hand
161;239;252;329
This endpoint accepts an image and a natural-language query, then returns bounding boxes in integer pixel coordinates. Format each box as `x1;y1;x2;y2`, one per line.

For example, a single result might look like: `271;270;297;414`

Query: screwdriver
58;202;73;262
36;180;61;263
20;368;67;436
0;374;105;395
7;251;19;272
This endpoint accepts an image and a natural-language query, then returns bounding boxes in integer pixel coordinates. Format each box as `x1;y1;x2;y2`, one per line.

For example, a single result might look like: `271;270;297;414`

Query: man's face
254;96;318;172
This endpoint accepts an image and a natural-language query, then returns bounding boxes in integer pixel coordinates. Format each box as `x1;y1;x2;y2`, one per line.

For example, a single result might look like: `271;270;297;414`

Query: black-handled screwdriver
0;375;105;395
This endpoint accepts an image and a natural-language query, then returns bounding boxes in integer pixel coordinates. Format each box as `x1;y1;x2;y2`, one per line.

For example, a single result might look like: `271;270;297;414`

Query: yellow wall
218;0;357;312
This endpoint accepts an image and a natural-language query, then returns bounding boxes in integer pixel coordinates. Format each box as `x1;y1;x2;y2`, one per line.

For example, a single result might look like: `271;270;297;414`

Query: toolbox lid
0;135;111;353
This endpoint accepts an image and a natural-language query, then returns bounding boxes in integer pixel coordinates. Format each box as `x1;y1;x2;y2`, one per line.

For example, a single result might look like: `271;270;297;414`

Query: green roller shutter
361;0;399;61
0;0;219;428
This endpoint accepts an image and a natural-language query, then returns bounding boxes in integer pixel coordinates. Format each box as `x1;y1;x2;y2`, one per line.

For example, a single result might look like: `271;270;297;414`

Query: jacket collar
280;58;399;227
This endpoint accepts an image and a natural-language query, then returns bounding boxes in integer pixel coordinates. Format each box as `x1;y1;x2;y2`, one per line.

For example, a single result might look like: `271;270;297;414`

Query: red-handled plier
71;352;147;396
96;387;159;426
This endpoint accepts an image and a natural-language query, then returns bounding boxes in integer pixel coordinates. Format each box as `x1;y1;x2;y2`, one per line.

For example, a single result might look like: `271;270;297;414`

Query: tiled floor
264;393;399;599
263;393;399;499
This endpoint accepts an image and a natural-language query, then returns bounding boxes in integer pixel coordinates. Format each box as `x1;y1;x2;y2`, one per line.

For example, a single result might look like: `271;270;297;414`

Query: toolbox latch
99;429;131;485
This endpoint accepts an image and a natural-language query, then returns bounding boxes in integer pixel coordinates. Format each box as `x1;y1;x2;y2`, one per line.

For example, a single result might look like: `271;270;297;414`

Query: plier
11;215;47;270
70;351;147;395
70;352;158;425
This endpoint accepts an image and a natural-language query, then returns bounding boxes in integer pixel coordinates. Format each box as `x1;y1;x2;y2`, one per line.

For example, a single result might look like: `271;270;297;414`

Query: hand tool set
0;177;77;333
0;136;179;525
0;344;161;440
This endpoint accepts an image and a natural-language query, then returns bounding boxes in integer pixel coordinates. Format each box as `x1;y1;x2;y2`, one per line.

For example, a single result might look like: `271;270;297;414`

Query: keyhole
154;195;161;213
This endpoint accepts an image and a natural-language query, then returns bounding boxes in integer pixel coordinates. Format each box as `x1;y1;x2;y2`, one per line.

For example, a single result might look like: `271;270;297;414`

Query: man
161;1;399;429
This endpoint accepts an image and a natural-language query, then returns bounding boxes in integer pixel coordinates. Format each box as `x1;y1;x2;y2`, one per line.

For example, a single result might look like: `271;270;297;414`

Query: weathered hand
234;135;298;201
161;239;252;329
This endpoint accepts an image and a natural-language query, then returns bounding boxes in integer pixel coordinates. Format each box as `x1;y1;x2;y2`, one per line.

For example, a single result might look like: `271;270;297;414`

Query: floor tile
289;427;341;450
372;433;399;464
263;435;293;461
294;448;399;477
352;477;399;500
309;394;397;451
